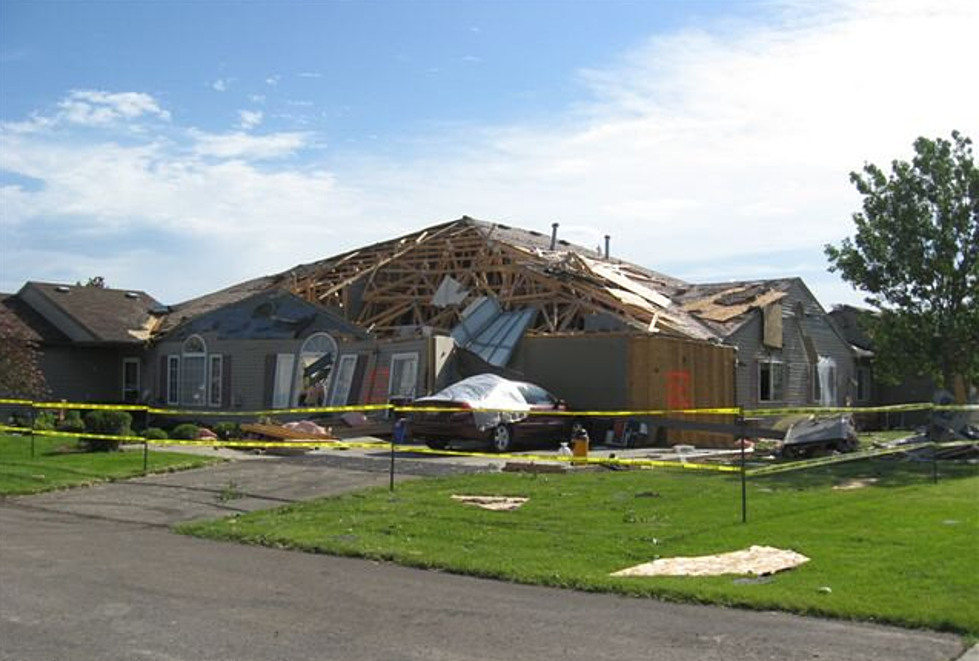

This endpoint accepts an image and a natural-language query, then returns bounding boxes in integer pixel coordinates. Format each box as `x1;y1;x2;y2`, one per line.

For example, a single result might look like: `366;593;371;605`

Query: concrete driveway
0;453;966;661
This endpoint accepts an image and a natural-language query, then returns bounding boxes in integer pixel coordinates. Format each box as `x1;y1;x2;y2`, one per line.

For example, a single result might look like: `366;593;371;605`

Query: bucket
572;428;589;466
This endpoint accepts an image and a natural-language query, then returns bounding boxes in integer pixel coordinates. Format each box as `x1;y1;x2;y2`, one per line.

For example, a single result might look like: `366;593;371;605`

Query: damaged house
3;217;856;442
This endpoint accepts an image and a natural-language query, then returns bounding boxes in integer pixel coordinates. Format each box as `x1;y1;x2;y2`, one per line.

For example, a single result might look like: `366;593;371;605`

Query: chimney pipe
550;222;559;250
604;235;610;259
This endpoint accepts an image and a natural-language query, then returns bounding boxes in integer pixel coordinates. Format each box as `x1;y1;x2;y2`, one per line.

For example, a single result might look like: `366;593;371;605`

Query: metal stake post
739;414;747;524
29;405;36;460
390;417;405;492
143;409;151;475
929;405;938;485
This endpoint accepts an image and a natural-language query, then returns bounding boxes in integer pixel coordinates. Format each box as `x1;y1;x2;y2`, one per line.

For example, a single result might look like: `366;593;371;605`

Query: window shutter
263;354;276;409
158;355;168;404
222;354;233;409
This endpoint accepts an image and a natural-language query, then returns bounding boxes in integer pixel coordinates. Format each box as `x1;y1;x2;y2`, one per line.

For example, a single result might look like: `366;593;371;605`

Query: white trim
329;354;359;406
758;358;784;403
272;353;296;409
208;354;223;408
388;352;419;400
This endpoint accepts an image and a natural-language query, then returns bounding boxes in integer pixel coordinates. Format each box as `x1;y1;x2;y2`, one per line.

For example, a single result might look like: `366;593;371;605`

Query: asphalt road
0;455;966;661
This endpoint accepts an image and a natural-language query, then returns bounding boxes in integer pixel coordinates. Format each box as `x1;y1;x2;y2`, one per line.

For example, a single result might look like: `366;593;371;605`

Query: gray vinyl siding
38;346;138;402
147;336;310;410
510;334;630;409
146;336;441;410
730;279;855;409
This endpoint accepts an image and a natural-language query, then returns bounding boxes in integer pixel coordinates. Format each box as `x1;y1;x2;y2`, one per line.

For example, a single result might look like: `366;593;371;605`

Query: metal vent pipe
604;235;610;259
550;222;559;250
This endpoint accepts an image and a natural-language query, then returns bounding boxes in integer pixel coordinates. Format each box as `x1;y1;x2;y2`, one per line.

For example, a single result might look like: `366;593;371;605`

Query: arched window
296;332;337;406
180;335;208;406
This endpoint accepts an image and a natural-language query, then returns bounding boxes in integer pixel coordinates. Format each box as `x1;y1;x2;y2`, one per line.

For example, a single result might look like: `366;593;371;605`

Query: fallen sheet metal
611;545;809;577
451;495;529;511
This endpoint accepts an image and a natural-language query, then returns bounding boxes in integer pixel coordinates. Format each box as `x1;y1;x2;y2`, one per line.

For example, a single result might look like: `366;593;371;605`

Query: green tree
0;318;48;399
826;131;978;393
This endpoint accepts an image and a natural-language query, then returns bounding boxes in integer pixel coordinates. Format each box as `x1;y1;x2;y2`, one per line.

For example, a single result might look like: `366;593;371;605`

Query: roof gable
19;282;161;344
0;293;69;343
156;288;369;342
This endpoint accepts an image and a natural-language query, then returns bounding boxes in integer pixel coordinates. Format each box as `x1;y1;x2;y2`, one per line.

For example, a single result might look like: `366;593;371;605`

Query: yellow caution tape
31;402;149;412
0;425;33;434
394;406;741;417
8;397;977;420
146;403;394;417
746;442;935;476
1;427;149;443
745;402;978;416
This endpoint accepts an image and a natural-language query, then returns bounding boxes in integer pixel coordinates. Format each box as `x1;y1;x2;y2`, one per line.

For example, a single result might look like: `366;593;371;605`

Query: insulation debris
451;495;529;511
832;478;879;490
611;545;810;577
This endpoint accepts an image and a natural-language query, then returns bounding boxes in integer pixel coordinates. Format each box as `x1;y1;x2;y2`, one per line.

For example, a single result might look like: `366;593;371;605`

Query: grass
179;456;979;635
0;433;219;495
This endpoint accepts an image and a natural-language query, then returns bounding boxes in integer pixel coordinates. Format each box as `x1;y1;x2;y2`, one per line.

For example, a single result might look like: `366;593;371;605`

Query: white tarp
420;374;531;431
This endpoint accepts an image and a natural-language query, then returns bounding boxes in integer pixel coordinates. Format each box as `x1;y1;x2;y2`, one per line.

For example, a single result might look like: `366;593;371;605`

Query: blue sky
1;0;977;308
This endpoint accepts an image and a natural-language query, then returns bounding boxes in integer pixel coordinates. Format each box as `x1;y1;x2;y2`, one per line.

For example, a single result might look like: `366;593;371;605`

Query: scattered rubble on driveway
611;545;809;577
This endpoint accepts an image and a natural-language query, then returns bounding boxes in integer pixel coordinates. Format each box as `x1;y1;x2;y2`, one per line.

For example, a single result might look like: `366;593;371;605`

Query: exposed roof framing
282;217;714;340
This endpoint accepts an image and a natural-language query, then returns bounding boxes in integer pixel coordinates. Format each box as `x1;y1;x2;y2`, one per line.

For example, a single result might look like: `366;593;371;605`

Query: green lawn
179;458;979;635
0;433;219;495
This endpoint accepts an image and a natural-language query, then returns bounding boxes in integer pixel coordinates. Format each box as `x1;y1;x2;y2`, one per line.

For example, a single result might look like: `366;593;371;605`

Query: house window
296;332;337;406
122;358;140;403
857;366;871;402
208;355;223;408
329;354;359;406
167;355;180;405
389;353;419;400
759;359;784;402
180;335;207;406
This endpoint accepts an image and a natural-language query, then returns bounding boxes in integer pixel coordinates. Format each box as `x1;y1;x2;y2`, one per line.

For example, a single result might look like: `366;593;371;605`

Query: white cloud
249;94;266;104
1;90;170;132
297;72;323;78
237;109;264;130
190;130;307;159
212;78;231;92
265;75;280;86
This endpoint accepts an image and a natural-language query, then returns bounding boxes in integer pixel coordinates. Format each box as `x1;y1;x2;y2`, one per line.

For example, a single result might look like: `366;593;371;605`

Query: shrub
33;411;56;431
82;410;132;452
55;410;85;434
170;423;200;440
213;422;240;440
143;427;168;440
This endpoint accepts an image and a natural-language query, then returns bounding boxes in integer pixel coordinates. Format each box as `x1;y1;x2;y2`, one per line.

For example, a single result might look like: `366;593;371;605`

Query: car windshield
517;383;555;406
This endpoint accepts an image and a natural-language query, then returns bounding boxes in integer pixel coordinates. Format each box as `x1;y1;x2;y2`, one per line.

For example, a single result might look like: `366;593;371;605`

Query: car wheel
490;424;514;453
426;439;448;450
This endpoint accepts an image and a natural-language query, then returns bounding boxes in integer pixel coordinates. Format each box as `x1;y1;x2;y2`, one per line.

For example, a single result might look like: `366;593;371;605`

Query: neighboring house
2;282;160;402
677;279;857;409
829;304;936;426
